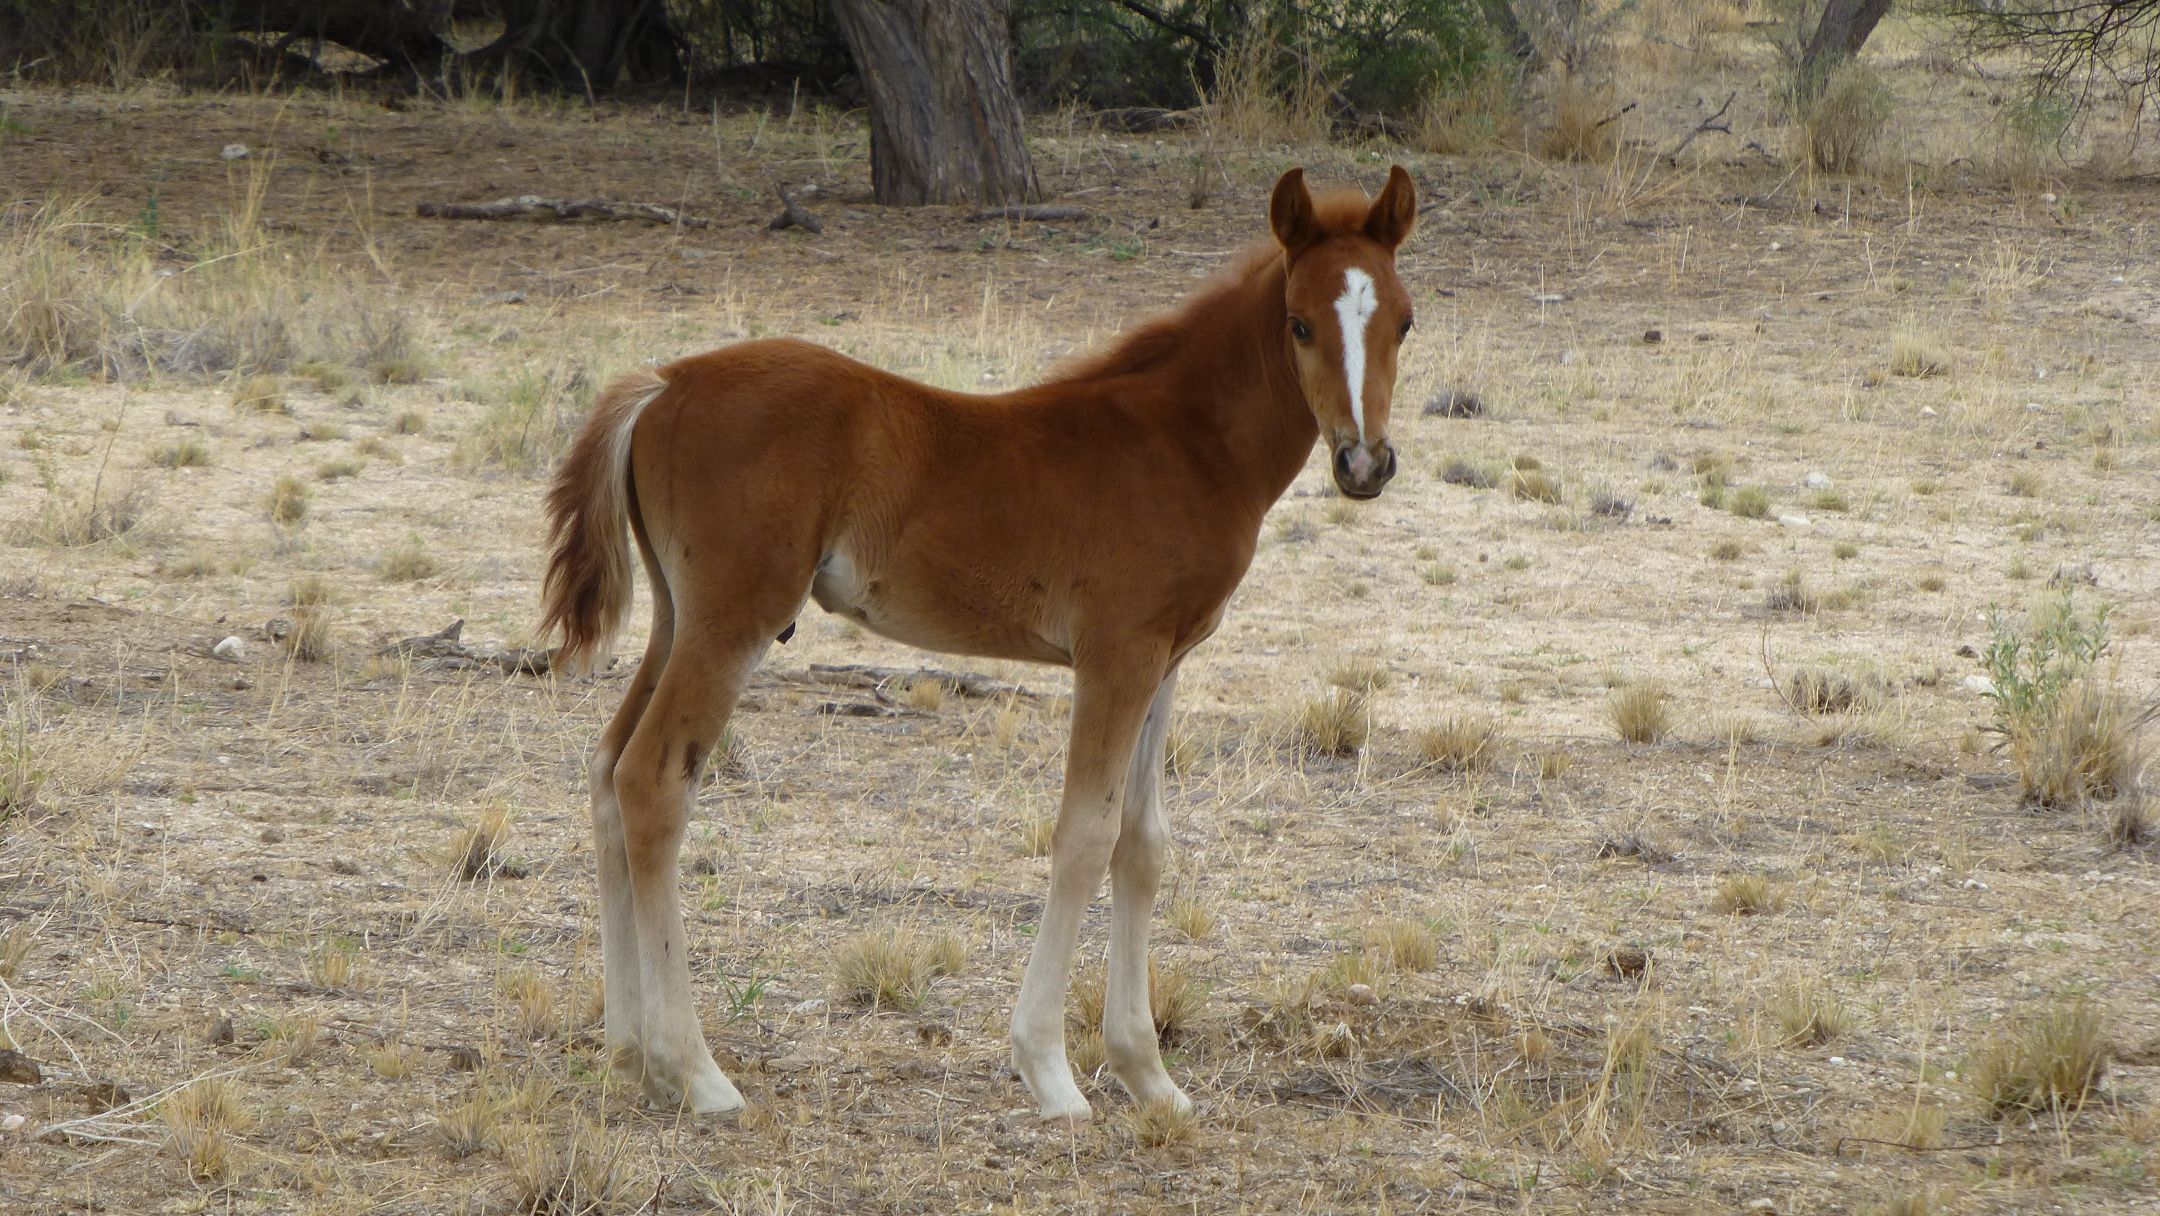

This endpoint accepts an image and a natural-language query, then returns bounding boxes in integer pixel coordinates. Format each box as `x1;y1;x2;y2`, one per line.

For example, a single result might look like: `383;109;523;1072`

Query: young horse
542;165;1417;1122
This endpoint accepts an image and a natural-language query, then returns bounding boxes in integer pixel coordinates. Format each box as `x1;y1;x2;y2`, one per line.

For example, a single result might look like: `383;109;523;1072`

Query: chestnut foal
541;166;1417;1122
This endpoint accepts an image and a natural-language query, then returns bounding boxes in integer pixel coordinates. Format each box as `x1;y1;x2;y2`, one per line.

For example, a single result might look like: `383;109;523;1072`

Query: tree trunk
829;0;1040;207
1798;0;1893;98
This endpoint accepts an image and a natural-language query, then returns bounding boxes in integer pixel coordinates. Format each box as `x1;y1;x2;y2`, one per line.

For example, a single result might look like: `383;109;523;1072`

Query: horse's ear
1270;167;1319;253
1365;164;1417;250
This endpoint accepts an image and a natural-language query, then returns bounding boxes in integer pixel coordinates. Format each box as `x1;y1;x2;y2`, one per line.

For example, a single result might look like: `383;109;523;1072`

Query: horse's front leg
1009;647;1168;1123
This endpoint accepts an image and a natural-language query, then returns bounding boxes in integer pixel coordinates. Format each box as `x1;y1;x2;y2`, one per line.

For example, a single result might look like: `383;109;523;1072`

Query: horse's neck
1171;256;1317;513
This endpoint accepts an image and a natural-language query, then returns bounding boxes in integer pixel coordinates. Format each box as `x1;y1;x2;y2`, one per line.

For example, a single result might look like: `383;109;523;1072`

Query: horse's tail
540;368;667;673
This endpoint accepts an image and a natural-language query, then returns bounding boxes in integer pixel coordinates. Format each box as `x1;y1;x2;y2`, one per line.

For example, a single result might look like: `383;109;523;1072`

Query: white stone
1962;675;1997;695
789;998;828;1017
1919;406;1939;417
0;1113;23;1133
1532;292;1566;304
220;143;250;161
1803;471;1833;490
2025;402;2045;412
213;635;246;660
1777;514;1811;529
1768;241;1782;251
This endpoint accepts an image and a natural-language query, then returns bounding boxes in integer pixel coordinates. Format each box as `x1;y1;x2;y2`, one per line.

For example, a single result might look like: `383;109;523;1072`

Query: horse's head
1270;165;1417;499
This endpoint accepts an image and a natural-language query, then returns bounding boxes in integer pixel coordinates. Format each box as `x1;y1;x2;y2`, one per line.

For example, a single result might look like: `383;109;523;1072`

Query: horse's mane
1043;189;1376;387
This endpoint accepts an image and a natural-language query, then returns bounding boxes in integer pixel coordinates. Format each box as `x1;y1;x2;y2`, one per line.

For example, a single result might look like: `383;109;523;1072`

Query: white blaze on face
1332;267;1379;444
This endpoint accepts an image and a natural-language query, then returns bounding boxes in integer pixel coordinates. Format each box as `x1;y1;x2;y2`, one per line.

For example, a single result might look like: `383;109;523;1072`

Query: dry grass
152;437;210;468
1537;77;1619;163
1728;484;1771;519
161;1078;253;1181
1203;14;1330;144
1784;667;1883;715
1800;61;1892;174
1889;325;1949;378
1712;875;1787;916
833;926;965;1011
1768;979;1851;1047
1070;957;1206;1044
453;804;514;881
1507;467;1564;504
1290;687;1369;757
1609;684;1670;744
2006;677;2146;809
505;1119;637;1215
1414;712;1504;773
1417;67;1522;155
1970;1001;2109;1117
379;535;441;582
1124;1096;1201;1148
266;473;309;525
1365;918;1440;971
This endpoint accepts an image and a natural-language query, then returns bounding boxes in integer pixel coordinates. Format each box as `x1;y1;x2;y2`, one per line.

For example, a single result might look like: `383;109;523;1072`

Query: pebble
2025;402;2046;412
1532;292;1566;304
1919;406;1938;417
790;998;829;1017
1;1113;23;1133
1961;675;1997;695
1346;983;1379;1006
220;143;250;160
1768;241;1782;251
1802;471;1833;490
1776;514;1810;529
213;635;245;659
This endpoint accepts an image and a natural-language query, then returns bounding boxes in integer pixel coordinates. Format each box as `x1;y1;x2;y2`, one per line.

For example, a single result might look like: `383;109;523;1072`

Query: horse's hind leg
612;575;803;1115
590;550;674;1081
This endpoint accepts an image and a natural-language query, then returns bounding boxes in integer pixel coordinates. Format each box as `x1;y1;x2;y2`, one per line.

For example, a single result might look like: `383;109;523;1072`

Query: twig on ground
1663;90;1736;161
967;205;1089;223
769;185;824;233
415;196;711;227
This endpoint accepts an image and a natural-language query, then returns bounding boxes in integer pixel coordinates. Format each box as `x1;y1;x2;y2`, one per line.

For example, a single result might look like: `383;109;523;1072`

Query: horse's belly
810;551;1068;664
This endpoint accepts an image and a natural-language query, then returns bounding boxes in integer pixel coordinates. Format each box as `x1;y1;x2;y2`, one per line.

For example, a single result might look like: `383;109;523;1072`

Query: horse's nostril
1333;446;1355;482
1379;447;1398;482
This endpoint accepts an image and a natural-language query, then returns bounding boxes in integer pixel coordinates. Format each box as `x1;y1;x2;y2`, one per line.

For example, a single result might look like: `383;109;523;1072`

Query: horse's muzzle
1332;441;1397;499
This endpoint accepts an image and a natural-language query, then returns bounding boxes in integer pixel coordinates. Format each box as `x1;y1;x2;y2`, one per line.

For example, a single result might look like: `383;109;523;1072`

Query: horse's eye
1398;316;1415;342
1289;318;1313;343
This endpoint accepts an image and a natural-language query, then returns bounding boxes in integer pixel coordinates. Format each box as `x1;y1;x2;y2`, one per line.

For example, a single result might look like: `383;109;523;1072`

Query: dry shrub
1418;67;1522;154
20;477;156;548
231;373;287;414
1124;1096;1200;1148
1291;687;1369;757
453;805;514;881
1728;484;1771;519
267;474;309;525
1609;684;1669;744
459;365;591;474
1800;61;1892;174
1203;15;1331;144
833;926;964;1011
154;437;211;468
1508;467;1565;504
1439;457;1500;488
284;606;330;662
381;537;440;583
2107;798;2151;851
1415;712;1504;773
1784;667;1883;715
1327;659;1392;695
2006;677;2145;810
1970;1001;2108;1117
1537;78;1619;163
1365;919;1440;971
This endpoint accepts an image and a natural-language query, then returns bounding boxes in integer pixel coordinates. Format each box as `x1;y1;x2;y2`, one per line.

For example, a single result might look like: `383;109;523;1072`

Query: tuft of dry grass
390;409;427;434
1438;457;1499;489
498;969;557;1041
901;675;947;712
1290;687;1369;757
1167;896;1214;941
1709;538;1745;561
153;437;210;468
1508;467;1564;504
1728;484;1771;519
1711;874;1786;916
1417;67;1521;155
1784;667;1882;715
1018;812;1054;858
2005;676;2146;810
1800;61;1892;173
436;1086;501;1158
161;1078;252;1180
1970;1001;2109;1118
230;373;287;414
0;920;32;979
1609;684;1670;744
1768;979;1851;1047
2106;798;2151;851
1365;918;1440;971
1889;325;1949;378
833;926;965;1011
1125;1096;1200;1149
284;606;330;662
505;1120;636;1215
380;535;440;582
1327;658;1392;695
267;474;309;525
22;477;156;548
1201;14;1330;144
453;804;514;881
304;937;360;990
367;1042;415;1080
1415;712;1504;773
1070;957;1206;1044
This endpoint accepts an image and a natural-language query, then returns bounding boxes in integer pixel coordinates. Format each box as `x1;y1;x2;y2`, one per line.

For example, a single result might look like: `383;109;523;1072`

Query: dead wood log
966;205;1088;223
786;662;1035;699
415;196;711;227
375;619;554;675
768;185;824;233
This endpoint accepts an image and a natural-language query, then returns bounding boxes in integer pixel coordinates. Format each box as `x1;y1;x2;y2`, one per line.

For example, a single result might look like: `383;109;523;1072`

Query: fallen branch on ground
375;619;553;675
967;205;1088;223
415;196;710;227
1663;91;1736;162
769;185;823;233
785;663;1035;699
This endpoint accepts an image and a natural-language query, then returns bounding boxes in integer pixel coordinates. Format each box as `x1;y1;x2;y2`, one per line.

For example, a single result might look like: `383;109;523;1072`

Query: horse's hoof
1038;1099;1094;1127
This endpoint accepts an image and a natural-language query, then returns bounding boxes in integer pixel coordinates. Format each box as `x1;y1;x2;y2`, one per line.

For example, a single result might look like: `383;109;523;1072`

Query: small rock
1767;240;1782;252
1422;388;1484;418
220;143;250;161
1802;471;1833;490
1605;946;1650;978
260;826;284;844
206;1015;235;1046
2025;401;2045;413
1746;1200;1779;1215
1558;349;1580;365
0;1050;41;1085
472;290;526;306
1776;514;1811;529
1919;406;1938;417
212;635;246;660
893;1059;944;1082
789;998;828;1017
0;1113;23;1133
79;1080;130;1112
1961;675;1997;696
1642;328;1663;344
1532;292;1566;304
445;1045;484;1072
1345;983;1379;1006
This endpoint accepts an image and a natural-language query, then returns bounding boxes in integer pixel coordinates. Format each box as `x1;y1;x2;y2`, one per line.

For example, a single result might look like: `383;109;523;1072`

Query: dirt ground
2;23;2158;1216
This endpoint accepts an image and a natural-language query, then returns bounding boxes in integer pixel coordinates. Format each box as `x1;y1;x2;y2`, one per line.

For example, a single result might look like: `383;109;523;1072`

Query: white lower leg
1011;808;1118;1122
632;880;743;1115
1104;821;1186;1109
591;755;644;1072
